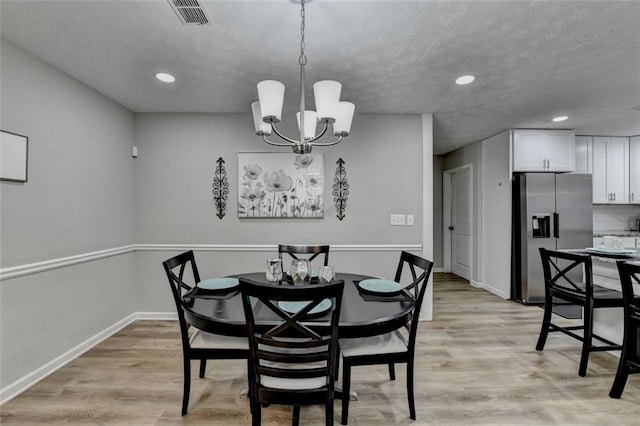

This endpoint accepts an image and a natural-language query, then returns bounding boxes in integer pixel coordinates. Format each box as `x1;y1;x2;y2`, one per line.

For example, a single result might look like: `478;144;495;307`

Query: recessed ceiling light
455;75;475;85
552;115;569;122
156;72;175;83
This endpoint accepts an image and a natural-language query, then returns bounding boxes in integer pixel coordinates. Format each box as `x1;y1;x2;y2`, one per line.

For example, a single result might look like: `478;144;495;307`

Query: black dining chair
536;248;623;377
338;251;433;424
609;260;640;398
278;244;330;269
239;278;345;426
162;250;249;416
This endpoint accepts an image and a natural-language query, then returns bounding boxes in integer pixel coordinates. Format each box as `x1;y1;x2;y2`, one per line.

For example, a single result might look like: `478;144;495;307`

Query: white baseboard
0;313;148;405
135;312;177;321
433;267;444;273
470;279;509;300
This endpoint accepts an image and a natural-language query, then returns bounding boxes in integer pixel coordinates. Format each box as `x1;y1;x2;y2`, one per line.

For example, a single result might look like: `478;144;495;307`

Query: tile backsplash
593;205;640;231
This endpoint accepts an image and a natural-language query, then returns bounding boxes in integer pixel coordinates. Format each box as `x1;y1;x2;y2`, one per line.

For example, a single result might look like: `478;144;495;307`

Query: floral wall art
238;153;324;218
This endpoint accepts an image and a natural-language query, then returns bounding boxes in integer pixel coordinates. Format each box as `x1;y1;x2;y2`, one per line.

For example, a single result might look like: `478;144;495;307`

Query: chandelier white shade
334;101;356;136
256;80;285;123
313;80;341;123
251;102;271;136
251;0;354;154
296;110;319;140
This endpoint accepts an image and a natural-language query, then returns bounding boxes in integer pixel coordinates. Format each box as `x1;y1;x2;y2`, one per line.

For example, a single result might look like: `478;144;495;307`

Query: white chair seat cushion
189;329;248;350
260;375;327;390
339;329;408;358
259;357;328;390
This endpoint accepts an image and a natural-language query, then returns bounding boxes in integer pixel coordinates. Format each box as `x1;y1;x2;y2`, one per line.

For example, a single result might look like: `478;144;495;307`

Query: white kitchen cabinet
574;136;592;174
630;136;640;204
512;129;575;172
592;137;629;204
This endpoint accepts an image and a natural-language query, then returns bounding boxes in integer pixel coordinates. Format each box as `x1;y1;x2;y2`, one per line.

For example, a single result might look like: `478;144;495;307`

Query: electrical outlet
406;214;414;226
390;214;406;226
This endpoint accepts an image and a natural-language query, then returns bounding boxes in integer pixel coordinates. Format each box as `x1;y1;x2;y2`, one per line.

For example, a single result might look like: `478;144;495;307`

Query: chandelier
251;0;354;154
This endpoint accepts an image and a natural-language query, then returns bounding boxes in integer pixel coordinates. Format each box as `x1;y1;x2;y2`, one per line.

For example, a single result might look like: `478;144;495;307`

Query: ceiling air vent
168;0;211;26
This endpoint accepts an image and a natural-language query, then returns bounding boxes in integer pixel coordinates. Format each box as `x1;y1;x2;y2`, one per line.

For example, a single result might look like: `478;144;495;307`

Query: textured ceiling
1;0;639;154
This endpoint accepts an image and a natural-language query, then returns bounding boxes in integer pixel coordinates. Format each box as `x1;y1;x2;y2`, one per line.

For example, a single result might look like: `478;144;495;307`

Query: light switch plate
406;214;414;226
390;214;406;226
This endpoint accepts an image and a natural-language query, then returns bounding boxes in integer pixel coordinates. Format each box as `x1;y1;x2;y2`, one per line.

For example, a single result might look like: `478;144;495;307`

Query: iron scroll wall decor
332;158;349;220
212;157;228;219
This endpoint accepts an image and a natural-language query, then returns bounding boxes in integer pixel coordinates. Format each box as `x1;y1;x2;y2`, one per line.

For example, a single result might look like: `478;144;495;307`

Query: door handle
448;226;454;231
553;212;559;239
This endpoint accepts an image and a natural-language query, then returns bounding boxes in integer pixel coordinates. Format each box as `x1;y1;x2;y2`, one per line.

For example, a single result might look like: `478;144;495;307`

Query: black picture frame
0;129;28;183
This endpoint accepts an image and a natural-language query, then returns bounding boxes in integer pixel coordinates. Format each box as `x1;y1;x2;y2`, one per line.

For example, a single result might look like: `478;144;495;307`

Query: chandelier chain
299;0;307;66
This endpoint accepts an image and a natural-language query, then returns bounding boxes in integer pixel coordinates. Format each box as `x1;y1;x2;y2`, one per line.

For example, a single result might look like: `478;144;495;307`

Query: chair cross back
540;250;594;300
278;244;330;266
395;251;433;330
260;298;326;341
399;261;428;300
164;251;201;313
620;262;640;301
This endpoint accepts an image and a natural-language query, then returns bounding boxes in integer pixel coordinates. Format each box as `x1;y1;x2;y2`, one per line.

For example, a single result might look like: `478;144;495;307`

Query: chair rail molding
0;244;422;281
135;243;422;252
0;245;136;281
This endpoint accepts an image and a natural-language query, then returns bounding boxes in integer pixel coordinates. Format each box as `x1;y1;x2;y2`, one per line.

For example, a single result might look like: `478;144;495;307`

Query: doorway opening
443;164;473;281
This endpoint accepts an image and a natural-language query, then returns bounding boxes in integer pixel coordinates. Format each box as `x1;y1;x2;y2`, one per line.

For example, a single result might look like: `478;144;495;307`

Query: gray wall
0;41;135;266
433;155;444;269
133;113;426;311
0;40;136;389
480;131;511;298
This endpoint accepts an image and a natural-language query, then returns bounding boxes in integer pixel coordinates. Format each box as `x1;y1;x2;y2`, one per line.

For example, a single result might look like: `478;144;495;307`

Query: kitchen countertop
593;231;640;237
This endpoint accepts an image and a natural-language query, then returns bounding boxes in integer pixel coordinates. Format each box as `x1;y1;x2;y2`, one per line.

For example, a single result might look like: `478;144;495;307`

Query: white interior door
451;168;472;280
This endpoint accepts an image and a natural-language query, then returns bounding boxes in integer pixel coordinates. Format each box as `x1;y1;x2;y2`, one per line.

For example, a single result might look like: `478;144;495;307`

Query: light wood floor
2;273;639;425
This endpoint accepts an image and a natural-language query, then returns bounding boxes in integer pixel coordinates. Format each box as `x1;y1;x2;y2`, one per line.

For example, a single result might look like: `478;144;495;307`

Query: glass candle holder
318;266;335;283
266;258;283;283
289;259;311;285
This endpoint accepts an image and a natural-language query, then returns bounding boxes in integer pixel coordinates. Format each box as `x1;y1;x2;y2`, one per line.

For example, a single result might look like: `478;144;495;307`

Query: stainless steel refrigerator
511;173;593;304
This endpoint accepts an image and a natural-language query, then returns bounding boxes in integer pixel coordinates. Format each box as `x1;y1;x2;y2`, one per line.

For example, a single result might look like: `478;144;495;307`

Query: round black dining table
183;272;414;339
